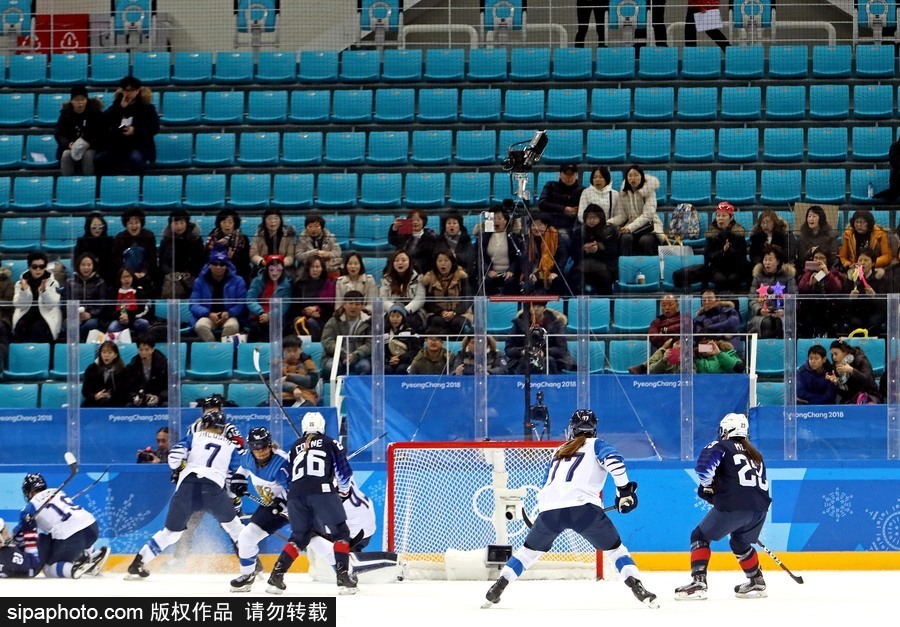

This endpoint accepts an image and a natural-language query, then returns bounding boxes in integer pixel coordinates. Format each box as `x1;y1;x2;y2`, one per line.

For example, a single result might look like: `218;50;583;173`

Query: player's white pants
43;561;75;578
139;528;184;565
500;546;544;582
237;522;269;575
607;543;639;580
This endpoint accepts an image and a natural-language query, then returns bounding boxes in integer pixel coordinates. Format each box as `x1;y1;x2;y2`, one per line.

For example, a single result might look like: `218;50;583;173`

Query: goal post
387;440;614;580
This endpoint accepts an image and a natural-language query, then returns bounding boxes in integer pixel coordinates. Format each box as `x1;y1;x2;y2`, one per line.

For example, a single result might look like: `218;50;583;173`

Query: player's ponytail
304;433;316;451
555;435;587;460
738;438;764;465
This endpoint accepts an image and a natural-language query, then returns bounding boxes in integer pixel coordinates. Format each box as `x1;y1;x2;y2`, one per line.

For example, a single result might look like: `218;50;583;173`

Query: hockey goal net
387;441;614;580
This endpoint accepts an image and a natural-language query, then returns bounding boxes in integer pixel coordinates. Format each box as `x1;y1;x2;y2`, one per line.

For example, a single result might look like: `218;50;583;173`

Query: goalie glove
230;474;248;498
615;481;639;514
698;484;714;504
269;498;287;518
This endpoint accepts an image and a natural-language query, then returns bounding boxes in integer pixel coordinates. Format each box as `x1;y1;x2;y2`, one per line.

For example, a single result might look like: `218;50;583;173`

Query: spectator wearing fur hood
95;75;159;175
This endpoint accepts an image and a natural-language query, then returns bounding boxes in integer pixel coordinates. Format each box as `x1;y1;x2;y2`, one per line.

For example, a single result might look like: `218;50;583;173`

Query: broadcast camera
502;130;549;173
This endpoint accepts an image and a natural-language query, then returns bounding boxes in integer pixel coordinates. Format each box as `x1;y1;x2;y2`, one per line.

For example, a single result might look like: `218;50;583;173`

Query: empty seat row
3;44;892;87
8;84;897;130
148;127;899;170
0;167;888;213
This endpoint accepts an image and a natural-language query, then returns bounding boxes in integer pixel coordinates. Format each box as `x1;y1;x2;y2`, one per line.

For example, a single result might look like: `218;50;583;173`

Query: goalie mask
22;473;47;500
569;409;598;438
719;413;749;439
301;411;326;435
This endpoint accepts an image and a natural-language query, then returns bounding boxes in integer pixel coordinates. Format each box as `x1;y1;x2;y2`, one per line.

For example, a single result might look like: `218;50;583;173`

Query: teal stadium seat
510;48;550;81
142;175;184;209
237;132;279;167
132;52;171;84
184;174;227;209
681;46;721;79
721;86;761;120
186;342;235;379
424;48;465;81
608;340;648;374
382;49;423;82
172;51;214;84
228;173;271;209
213;50;254;84
670;170;712;205
718;128;759;163
755;338;785;377
40;383;72;408
256;51;297;83
90;52;130;85
272;173;314;208
194;133;236;167
404;172;446;207
324;131;367;166
0;93;33;127
228;383;268;407
8;53;46;86
203;91;244;125
12;177;53;211
547;88;588;122
316;173;358;208
552;47;592;81
615;257;661;294
98;176;140;209
367;132;409;166
467;48;507;81
768;45;809;78
181;383;226;407
596;47;635;80
155;133;193;167
289;90;330;124
810;84;849;120
677;87;717;121
805;169;846;204
590;88;630;122
360;173;403;208
298;50;339;83
375;88;415;123
812;45;851;78
756;381;785;406
0;383;39;408
235;343;270;378
55;176;96;210
455;130;497;166
332;89;373;124
4;343;50;379
417;88;459;123
765;85;806;121
611;298;657;333
340;49;380;83
282;132;323;166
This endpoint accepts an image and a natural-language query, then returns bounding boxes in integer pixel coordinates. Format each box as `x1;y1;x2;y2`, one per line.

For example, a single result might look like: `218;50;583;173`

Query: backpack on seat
666;203;700;245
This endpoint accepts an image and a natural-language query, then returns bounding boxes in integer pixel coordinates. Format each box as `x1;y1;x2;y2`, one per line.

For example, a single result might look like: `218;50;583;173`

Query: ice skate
84;546;110;576
336;566;359;595
675;574;708;600
482;576;509;608
266;571;286;595
71;553;91;579
625;576;660;608
735;574;767;599
230;572;256;593
125;555;149;580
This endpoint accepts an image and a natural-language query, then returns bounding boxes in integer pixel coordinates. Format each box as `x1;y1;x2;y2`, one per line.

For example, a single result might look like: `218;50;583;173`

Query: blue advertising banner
2;460;898;555
344;374;750;461
752;405;889;460
14;406;340;465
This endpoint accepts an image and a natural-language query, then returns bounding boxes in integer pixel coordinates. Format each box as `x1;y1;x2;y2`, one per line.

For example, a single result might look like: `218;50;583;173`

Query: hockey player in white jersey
229;427;291;592
126;410;245;579
484;409;659;609
307;478;405;583
14;473;109;578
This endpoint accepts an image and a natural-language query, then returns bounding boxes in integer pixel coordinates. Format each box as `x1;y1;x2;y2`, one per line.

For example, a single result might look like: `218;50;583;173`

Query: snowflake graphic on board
85;492;154;553
822;488;853;522
867;501;900;551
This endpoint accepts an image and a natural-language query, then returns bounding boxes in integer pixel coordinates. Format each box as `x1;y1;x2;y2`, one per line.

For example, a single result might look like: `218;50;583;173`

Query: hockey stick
27;452;78;522
756;541;804;584
239;513;291;543
252;347;302;439
70;465;110;501
348;432;388;460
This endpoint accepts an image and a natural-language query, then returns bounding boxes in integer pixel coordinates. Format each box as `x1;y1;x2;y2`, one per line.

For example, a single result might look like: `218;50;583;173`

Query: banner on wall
344;374;750;460
17;14;90;53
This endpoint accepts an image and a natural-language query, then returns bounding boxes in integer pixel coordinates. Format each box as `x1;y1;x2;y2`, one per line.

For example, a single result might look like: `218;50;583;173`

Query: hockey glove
697;485;714;504
615;481;639;514
230;475;248;498
270;498;287;518
170;460;186;483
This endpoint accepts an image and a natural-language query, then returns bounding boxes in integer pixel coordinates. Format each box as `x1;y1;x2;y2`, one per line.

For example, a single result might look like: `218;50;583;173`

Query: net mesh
388;441;612;580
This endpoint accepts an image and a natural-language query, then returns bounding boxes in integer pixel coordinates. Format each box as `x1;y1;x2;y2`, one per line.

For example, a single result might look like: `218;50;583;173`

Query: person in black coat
158;209;205;299
537;163;585;265
82;340;128;408
55;85;105;176
74;212;117;287
94;75;159;176
125;338;169;408
112;208;159;290
387;209;440;274
438;211;476;281
568;203;619;295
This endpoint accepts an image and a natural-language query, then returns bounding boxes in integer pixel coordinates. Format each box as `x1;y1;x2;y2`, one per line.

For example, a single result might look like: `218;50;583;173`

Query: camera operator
137;426;170;464
505;302;574;374
125;338;168;407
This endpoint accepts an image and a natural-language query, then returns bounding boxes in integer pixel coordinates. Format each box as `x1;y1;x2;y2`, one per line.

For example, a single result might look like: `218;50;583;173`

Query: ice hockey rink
0;570;894;625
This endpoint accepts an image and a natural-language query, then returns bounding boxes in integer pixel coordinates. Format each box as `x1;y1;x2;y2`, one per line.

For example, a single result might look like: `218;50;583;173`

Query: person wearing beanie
188;247;248;342
95;75;160;176
700;201;748;292
384;303;419;375
55;84;105;176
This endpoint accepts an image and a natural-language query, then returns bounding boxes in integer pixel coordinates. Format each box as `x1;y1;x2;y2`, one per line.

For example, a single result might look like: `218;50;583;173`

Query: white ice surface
0;570;894;626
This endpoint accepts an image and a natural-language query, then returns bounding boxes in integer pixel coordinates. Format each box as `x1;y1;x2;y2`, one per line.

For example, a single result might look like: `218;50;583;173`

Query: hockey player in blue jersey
126;410;246;579
0;516;41;578
15;473;109;578
265;411;358;595
675;412;772;600
484;409;658;609
228;426;292;592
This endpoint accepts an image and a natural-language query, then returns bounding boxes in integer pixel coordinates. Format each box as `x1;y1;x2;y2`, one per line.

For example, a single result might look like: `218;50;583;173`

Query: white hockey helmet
301;411;326;435
719;413;749;439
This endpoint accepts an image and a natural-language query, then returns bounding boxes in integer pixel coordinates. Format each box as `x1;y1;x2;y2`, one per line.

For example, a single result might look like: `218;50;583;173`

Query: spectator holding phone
843;248;888;337
388;209;439;274
694;339;743;374
797;247;843;338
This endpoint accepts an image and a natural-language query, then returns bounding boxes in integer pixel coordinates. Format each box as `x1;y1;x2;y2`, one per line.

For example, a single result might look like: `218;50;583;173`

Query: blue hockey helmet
22;473;47;500
569;409;598;437
247;427;272;450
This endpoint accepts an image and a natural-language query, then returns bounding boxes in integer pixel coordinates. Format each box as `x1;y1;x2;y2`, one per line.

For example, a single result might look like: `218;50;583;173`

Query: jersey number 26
292;449;327;481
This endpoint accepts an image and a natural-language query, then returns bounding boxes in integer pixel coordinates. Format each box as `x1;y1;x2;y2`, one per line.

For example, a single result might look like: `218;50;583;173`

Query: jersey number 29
733;454;769;492
292;449;327;481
